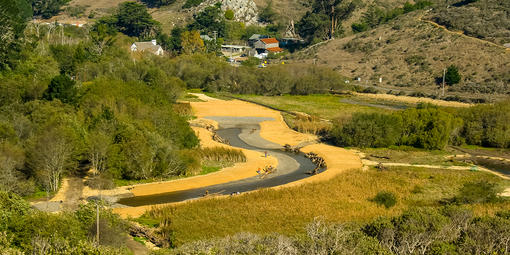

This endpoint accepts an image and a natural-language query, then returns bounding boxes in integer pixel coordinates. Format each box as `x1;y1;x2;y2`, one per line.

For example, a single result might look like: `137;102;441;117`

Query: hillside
291;9;510;100
426;0;510;45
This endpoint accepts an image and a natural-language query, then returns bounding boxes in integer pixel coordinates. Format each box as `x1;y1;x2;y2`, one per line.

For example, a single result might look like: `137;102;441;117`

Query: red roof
266;47;283;53
260;38;279;44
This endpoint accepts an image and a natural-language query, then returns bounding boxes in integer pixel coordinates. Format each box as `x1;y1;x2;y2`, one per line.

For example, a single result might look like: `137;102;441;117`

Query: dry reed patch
148;166;508;245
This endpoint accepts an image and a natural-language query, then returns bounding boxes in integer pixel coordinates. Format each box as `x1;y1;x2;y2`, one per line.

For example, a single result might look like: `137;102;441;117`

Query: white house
130;39;164;55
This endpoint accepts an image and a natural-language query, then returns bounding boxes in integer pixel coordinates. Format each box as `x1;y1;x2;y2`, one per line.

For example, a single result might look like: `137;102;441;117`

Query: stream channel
117;116;321;207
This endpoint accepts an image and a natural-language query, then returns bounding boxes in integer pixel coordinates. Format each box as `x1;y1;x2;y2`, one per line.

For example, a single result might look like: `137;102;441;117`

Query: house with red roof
253;38;283;54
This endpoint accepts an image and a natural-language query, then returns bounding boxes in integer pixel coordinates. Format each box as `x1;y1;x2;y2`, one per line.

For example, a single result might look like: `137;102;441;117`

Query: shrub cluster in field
162;207;510;255
173;55;350;95
352;1;433;33
331;101;510;149
0;192;129;254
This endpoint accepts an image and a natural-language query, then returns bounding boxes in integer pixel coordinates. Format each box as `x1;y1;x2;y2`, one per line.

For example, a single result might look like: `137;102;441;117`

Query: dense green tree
43;74;77;104
188;3;226;37
0;142;29;196
116;1;160;38
399;106;457;149
332;112;403;148
141;0;176;8
31;0;70;19
445;65;461;85
88;23;116;58
27;123;79;192
0;0;32;70
297;12;331;43
461;102;510;148
297;0;355;43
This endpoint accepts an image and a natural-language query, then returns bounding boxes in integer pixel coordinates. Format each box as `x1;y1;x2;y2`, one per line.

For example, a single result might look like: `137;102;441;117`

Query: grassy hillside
291;10;510;100
427;0;510;45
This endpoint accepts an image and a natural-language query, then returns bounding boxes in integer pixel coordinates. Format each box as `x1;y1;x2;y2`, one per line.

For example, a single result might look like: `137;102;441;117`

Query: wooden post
442;68;446;97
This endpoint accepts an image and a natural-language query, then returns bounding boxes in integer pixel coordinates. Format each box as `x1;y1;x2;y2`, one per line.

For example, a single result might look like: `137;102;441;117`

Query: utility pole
442;68;446;97
96;202;100;245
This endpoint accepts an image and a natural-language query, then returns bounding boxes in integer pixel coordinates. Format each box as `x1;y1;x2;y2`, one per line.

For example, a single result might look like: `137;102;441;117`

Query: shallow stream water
117;117;320;207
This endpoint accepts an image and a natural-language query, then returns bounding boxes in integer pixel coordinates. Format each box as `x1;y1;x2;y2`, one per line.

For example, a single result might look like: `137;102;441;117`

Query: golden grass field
148;165;510;245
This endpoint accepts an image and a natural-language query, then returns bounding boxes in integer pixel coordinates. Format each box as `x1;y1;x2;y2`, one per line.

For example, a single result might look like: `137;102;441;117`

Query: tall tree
0;142;25;194
28;125;77;192
298;0;356;42
0;0;32;70
88;23;116;58
31;0;71;19
43;74;77;104
180;30;205;54
116;2;160;38
188;3;226;37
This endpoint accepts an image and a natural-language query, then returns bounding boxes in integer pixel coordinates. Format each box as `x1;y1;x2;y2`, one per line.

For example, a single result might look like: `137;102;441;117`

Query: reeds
292;119;332;135
196;147;246;163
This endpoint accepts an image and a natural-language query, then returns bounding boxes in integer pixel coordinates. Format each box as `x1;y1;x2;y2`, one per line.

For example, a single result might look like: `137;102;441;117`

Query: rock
194;0;260;25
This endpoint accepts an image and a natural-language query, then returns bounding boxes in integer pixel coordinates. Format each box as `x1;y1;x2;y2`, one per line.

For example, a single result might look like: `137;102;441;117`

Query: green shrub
332;113;403;148
43;74;77;104
371;191;397;208
445;65;461;85
224;9;234;20
455;180;502;204
183;0;204;9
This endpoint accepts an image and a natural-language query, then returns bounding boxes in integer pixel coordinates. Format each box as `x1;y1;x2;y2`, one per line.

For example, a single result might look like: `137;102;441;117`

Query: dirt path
60;177;84;211
125;238;150;255
360;155;510;197
189;93;219;101
353;92;471;108
419;10;510;53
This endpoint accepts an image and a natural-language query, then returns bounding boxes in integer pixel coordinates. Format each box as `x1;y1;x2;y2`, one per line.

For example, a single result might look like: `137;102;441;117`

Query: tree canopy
116;1;161;38
0;0;32;70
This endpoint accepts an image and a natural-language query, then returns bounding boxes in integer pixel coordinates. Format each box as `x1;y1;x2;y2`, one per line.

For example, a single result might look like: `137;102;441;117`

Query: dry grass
354;93;471;108
147;166;510;245
196;147;246;163
291;119;332;135
361;147;469;166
